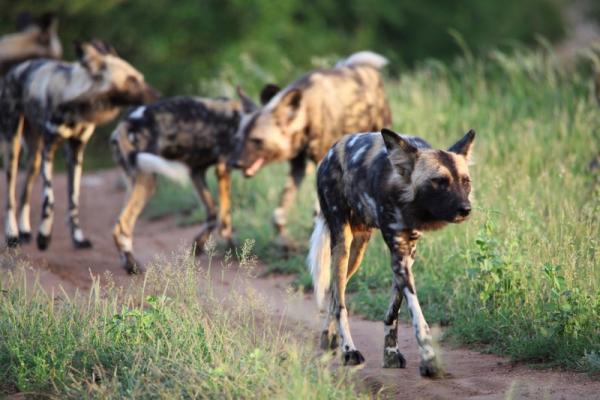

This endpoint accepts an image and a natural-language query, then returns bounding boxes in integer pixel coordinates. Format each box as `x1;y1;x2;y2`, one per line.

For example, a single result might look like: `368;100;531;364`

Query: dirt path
2;170;599;399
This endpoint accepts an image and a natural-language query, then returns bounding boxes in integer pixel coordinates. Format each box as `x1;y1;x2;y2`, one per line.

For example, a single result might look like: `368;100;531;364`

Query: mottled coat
111;96;241;273
230;51;391;250
308;128;475;376
1;40;158;250
0;12;62;76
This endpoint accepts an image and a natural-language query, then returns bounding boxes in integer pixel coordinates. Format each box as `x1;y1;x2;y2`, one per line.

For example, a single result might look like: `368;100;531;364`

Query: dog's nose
458;204;472;217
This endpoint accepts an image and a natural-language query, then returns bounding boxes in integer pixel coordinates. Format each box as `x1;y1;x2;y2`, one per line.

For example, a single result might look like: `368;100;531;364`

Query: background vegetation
147;46;600;374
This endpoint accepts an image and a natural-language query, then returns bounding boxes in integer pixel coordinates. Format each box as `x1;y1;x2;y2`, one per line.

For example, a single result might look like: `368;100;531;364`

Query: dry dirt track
1;170;600;399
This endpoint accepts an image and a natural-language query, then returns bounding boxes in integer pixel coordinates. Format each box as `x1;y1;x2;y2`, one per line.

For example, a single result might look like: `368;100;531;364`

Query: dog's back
284;52;391;160
111;96;241;175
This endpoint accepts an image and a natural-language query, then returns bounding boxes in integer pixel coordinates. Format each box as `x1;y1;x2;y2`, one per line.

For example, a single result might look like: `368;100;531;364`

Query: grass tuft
0;249;363;398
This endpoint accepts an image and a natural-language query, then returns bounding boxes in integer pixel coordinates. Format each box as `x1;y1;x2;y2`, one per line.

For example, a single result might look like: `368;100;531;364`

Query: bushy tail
110;121;189;185
307;214;331;311
136;153;190;185
336;50;389;69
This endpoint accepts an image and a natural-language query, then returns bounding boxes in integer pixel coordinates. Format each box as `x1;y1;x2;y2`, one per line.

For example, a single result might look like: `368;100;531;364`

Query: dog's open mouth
451;215;469;223
244;157;265;178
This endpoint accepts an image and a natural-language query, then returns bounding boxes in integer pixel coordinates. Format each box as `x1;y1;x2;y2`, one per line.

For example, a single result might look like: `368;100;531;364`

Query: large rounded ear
448;129;475;161
236;86;258;114
381;128;419;178
260;84;280;105
275;89;302;121
38;12;57;32
74;40;105;74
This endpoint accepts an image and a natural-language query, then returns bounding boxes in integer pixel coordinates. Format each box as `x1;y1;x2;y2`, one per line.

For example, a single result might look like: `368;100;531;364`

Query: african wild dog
230;51;391;250
308;128;475;377
0;12;62;76
1;40;158;249
110;96;242;273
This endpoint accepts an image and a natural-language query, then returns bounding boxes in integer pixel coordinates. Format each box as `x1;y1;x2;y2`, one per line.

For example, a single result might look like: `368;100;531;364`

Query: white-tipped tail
336;50;389;69
136;153;190;185
307;214;331;310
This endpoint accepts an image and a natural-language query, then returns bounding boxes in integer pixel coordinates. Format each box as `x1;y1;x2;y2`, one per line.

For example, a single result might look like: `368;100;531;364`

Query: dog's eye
250;137;263;146
462;177;471;188
431;177;449;188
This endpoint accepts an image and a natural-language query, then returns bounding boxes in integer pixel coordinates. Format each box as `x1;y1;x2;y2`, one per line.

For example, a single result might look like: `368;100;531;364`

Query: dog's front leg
273;153;306;253
395;231;440;377
382;279;406;368
36;133;62;250
65;127;94;249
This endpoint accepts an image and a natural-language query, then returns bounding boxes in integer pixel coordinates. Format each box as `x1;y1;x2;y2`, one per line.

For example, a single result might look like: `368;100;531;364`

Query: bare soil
2;170;599;399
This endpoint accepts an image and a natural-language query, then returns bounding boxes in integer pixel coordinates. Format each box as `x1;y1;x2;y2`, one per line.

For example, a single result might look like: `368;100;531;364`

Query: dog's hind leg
18;133;42;243
36;133;63;250
191;168;217;253
346;229;371;281
65;126;94;249
3;116;24;247
113;172;156;274
320;229;370;352
329;222;364;365
273;152;307;253
215;159;234;249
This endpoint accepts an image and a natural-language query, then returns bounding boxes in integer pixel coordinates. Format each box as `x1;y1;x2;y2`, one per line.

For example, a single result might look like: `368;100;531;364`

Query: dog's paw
419;358;443;378
342;350;365;366
18;231;32;244
6;236;20;248
319;330;338;351
73;238;93;249
122;252;144;275
383;348;406;368
36;233;51;250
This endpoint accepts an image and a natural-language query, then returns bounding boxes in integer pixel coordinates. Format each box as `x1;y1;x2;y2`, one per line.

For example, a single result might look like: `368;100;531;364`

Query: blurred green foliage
0;0;566;96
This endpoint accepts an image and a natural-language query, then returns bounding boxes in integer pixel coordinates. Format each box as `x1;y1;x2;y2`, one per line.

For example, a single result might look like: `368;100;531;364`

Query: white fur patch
336;51;389;69
39;215;53;236
307;215;331;311
136;153;190;185
18;204;31;232
347;135;360;148
5;210;18;237
339;308;357;351
73;228;85;242
403;287;436;362
351;145;367;164
118;235;132;252
129;106;146;119
273;207;286;226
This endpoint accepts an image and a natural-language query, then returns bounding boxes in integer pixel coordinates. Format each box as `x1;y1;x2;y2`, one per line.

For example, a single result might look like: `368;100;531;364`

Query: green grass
144;45;600;375
0;249;364;398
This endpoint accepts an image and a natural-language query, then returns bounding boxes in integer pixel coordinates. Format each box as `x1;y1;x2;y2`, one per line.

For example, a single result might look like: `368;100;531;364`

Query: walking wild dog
231;51;391;251
0;12;62;76
308;128;475;377
110;96;241;273
1;40;158;249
